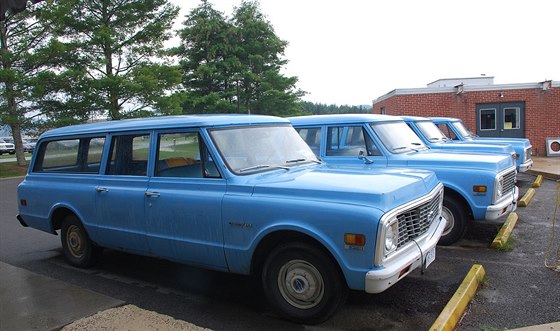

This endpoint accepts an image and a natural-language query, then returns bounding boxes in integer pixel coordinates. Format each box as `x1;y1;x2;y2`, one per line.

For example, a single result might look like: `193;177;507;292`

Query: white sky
170;0;560;106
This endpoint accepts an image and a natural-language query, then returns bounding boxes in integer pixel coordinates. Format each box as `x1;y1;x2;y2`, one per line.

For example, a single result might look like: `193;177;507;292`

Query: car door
94;132;151;254
145;130;228;270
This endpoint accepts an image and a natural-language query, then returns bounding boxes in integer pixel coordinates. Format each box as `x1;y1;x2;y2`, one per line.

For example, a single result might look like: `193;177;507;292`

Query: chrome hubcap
278;260;324;309
442;206;455;237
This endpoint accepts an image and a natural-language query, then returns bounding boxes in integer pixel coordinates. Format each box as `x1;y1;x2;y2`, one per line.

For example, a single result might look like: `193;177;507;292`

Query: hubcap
442;206;455;237
277;259;324;309
66;225;84;258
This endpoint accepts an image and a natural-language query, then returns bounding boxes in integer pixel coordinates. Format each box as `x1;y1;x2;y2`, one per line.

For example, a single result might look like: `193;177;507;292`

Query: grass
0;161;29;178
495;237;515;252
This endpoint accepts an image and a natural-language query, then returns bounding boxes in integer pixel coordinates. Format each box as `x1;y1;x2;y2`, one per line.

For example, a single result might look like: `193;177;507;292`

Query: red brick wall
373;87;560;156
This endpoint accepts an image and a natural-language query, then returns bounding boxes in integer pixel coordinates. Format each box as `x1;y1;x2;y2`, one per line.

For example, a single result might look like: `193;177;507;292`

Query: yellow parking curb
491;212;518;249
430;264;486;331
532;175;543;188
518;188;536;207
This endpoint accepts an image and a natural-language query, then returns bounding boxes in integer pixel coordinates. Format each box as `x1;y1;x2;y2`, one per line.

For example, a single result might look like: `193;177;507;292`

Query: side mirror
358;151;374;164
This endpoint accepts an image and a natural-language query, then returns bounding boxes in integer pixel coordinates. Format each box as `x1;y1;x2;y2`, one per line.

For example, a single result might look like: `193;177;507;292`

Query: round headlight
385;222;398;253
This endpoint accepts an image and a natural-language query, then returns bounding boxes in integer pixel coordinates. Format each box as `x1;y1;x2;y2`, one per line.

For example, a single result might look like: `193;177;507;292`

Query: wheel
61;215;101;268
261;242;348;324
438;195;468;245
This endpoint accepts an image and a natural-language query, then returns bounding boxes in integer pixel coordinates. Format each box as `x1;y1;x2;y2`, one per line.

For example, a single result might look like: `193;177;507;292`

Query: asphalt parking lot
1;172;559;330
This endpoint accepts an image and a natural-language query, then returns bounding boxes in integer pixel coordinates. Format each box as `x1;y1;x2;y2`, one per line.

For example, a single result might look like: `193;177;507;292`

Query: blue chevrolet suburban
431;117;533;172
17;115;445;323
402;116;516;157
290;114;518;246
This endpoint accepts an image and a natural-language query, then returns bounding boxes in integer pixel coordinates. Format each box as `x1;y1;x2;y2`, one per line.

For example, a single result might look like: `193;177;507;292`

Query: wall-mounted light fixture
499;92;504;98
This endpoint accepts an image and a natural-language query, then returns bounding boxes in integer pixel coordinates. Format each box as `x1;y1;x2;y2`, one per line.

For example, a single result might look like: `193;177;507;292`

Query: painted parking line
430;264;486;331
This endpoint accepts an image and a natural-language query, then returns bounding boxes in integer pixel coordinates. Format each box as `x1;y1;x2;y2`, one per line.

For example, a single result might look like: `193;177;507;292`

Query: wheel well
444;187;473;219
51;207;77;232
251;230;341;277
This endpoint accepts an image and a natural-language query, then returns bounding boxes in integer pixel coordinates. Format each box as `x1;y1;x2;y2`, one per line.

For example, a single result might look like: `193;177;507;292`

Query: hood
249;166;438;212
473;137;531;148
434;141;514;154
401;149;515;171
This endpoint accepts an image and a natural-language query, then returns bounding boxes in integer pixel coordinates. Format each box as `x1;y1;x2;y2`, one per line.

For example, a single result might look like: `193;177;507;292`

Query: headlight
385;221;399;254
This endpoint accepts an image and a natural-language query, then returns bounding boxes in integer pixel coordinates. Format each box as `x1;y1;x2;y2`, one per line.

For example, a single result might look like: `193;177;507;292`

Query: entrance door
476;102;525;138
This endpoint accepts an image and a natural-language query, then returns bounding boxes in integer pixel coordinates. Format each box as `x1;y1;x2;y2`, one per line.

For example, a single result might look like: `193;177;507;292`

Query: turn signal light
473;185;487;193
20;199;27;206
344;233;366;246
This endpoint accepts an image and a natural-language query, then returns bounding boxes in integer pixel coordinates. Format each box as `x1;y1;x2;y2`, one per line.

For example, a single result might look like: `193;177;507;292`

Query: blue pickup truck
290;114;518;246
402;116;516;157
431;117;533;172
17;115;445;323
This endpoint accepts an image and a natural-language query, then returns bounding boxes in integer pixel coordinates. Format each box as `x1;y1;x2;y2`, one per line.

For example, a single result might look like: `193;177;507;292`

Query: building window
479;108;496;131
503;107;520;130
380;107;386;114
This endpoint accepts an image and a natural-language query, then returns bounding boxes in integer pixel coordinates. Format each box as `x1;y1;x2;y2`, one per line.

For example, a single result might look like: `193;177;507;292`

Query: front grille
396;189;442;248
501;170;516;195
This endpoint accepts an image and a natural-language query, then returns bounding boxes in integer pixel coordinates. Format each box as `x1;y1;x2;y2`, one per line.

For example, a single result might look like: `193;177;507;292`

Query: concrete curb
532;175;543;188
430;264;486;331
491;212;519;249
518;188;536;207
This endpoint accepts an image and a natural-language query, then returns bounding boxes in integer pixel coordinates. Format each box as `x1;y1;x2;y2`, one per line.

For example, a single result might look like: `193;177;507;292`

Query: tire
61;215;101;268
261;242;348;324
439;195;468;245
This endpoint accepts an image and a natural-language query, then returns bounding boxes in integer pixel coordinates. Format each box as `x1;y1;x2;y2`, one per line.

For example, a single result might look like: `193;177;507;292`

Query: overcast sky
170;0;560;106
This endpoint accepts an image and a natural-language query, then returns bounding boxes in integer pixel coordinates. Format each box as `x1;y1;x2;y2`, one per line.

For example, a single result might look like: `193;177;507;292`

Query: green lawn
0;162;29;178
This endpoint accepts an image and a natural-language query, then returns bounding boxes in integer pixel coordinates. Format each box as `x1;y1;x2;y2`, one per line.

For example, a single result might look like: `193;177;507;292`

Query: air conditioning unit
545;137;560;156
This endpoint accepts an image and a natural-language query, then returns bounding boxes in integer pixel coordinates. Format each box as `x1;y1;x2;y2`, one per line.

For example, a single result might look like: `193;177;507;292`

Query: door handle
145;191;160;198
95;187;109;193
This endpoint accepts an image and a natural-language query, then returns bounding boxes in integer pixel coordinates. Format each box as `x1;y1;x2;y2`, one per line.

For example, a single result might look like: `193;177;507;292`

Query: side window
326;126;368;156
156;132;220;178
295;127;321;156
35;139;79;172
436;123;457;140
107;134;150;176
33;137;106;173
86;138;105;173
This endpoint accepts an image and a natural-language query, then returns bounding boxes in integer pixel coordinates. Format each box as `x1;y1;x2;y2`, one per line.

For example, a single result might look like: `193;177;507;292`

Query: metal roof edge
373;81;560;104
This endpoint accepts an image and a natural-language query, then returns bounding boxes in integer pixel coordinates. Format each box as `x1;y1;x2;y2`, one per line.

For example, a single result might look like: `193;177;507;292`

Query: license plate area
424;247;436;270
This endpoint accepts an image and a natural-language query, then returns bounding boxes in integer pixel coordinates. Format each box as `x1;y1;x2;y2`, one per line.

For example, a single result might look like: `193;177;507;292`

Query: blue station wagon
290;114;518;246
17;115;446;323
431;117;533;172
402;116;516;158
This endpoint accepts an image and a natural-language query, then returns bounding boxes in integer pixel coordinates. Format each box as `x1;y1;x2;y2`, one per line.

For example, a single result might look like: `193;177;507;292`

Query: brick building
372;77;560;157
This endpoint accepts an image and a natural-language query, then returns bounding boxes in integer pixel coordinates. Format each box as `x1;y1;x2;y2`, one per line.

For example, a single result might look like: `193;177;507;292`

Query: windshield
416;121;448;142
451;121;476;139
209;125;319;175
370;121;427;153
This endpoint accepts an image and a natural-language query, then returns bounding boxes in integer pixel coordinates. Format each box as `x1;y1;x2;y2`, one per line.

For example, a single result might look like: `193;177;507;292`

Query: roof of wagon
40;114;289;138
289;114;402;125
400;115;430;122
429;117;461;123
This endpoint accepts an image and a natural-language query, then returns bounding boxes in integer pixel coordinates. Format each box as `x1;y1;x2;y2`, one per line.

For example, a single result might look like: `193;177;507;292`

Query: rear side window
106;134;150;176
33;137;106;173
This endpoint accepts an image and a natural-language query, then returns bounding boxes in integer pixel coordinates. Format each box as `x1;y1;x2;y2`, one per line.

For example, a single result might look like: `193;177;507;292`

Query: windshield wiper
239;164;289;173
285;158;306;164
391;146;409;152
285;158;321;165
